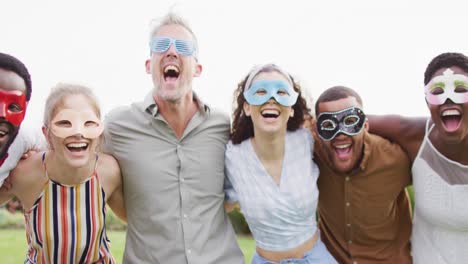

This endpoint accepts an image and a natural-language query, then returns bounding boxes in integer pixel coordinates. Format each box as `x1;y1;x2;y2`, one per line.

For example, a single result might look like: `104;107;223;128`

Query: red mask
0;89;27;126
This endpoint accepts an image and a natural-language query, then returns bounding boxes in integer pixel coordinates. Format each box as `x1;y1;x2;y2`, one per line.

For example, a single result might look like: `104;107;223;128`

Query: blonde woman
0;83;125;263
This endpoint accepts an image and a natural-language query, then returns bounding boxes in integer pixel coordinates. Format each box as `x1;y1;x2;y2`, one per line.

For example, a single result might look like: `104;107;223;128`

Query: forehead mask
317;106;366;141
0;89;27;126
50;109;103;139
243;64;299;107
425;68;468;105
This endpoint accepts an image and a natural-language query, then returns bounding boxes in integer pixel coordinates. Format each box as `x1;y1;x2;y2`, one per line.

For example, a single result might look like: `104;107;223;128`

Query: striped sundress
23;153;115;263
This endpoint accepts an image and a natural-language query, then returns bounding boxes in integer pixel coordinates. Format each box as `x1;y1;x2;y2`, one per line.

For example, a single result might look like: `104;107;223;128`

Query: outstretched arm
367;114;427;161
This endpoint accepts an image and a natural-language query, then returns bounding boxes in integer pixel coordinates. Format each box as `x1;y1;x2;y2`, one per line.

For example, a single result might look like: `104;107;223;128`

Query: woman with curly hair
224;64;336;264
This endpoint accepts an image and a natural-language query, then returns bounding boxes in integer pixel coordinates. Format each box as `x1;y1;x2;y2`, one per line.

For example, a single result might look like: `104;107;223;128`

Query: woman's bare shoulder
97;153;120;172
97;153;121;182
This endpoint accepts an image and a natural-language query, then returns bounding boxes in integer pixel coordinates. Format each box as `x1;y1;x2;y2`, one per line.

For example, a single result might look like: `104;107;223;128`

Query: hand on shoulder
8;152;47;209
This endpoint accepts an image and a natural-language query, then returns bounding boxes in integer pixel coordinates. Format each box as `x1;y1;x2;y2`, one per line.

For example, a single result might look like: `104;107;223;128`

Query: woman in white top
224;64;336;264
369;52;468;264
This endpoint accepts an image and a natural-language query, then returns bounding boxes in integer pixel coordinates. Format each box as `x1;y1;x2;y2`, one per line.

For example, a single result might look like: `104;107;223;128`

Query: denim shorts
250;238;337;264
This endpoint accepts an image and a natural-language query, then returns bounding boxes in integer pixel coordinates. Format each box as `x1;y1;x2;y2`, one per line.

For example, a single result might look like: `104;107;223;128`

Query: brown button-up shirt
315;132;412;264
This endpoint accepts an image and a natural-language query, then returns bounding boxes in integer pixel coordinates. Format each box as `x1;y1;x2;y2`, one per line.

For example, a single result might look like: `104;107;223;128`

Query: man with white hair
104;12;244;263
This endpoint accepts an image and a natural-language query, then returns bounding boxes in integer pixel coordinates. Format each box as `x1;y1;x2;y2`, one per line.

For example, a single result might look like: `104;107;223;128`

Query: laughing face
145;24;202;103
317;96;369;173
0;69;27;159
45;94;101;168
427;66;468;144
243;71;295;135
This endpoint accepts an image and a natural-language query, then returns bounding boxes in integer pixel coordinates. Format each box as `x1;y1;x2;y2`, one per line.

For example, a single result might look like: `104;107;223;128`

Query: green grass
0;229;255;263
407;185;415;212
237;235;256;262
0;229;27;263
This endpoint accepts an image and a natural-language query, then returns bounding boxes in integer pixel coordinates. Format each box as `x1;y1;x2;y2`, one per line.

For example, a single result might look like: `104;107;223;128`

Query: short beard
155;81;191;104
0;126;19;160
160;91;184;103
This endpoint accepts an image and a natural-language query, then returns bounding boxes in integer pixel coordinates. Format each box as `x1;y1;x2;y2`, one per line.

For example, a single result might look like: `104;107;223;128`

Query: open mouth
163;65;180;82
261;109;280;119
66;142;89;153
333;143;352;160
441;109;462;132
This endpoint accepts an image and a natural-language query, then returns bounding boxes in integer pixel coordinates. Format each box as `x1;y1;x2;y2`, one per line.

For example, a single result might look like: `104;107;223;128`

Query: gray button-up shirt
104;92;244;264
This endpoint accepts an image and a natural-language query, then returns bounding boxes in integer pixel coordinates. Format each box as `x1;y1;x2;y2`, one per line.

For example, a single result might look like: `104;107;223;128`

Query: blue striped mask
149;37;197;57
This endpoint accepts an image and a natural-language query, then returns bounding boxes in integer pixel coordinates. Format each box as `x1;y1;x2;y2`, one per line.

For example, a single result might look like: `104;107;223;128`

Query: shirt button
347;223;351;227
183;214;188;218
346;202;350;207
180;178;185;182
187;249;191;254
348;240;353;244
345;176;350;181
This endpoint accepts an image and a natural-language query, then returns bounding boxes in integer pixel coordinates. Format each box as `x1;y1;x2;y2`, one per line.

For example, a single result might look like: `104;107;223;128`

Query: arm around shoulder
18;123;47;152
367;114;427;158
1;153;44;207
0;185;14;206
98;153;126;222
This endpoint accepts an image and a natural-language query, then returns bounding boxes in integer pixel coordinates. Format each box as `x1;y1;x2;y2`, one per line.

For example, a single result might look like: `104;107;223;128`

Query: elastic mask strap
244;64;294;91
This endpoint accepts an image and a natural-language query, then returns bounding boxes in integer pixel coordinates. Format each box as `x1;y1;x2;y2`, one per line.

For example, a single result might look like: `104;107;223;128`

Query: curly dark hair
230;65;310;144
424;52;468;85
0;52;32;101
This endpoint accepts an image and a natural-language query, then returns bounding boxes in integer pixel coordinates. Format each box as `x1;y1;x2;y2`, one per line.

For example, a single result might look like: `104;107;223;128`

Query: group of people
0;11;467;264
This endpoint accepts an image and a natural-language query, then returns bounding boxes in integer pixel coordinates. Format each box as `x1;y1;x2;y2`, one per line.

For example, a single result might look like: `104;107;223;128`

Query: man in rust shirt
313;86;412;264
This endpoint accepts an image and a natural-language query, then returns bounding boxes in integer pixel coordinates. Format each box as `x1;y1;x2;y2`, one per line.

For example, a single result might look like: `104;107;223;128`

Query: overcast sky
2;0;467;127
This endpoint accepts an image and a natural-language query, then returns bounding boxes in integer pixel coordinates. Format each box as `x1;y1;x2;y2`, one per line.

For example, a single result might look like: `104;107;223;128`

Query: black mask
316;106;366;141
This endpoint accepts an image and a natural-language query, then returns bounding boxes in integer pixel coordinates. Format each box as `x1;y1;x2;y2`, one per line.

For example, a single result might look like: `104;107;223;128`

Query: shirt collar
142;91;210;117
316;130;372;174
